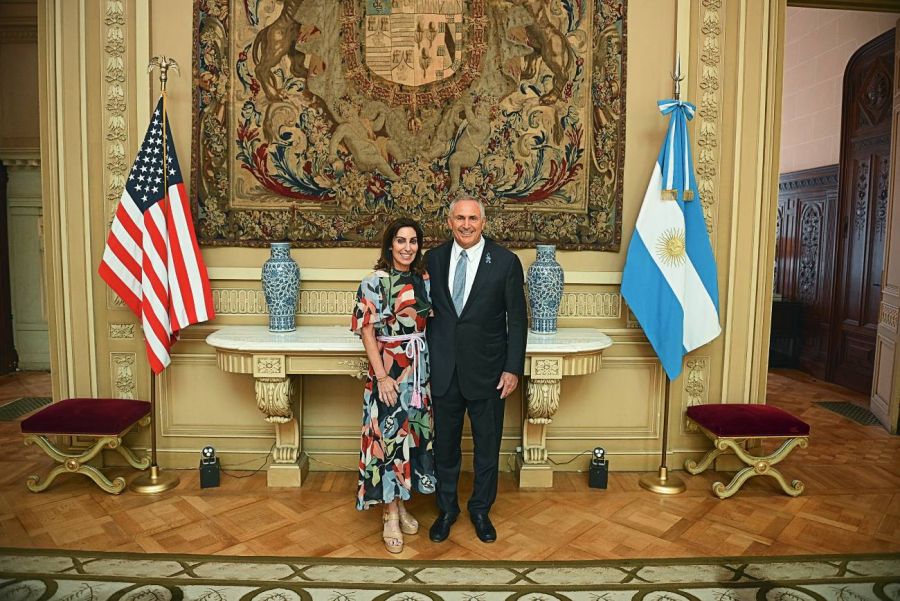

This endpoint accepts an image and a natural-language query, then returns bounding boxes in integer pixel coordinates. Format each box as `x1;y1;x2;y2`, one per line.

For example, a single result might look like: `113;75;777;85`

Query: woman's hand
377;375;400;406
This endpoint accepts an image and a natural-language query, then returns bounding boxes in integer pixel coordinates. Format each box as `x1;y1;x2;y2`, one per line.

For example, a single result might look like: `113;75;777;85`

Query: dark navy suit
426;237;527;515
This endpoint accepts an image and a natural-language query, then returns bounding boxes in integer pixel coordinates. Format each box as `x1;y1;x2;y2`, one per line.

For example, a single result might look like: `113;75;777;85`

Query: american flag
99;96;215;374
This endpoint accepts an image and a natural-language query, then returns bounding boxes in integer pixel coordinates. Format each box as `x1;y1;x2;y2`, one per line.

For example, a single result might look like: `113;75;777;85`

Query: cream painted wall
780;7;897;173
39;0;785;476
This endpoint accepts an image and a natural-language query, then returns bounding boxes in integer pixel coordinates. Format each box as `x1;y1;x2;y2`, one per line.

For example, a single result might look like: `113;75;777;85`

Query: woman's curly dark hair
374;217;426;275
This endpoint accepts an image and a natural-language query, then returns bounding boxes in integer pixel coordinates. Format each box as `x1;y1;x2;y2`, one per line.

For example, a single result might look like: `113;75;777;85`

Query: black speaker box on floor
589;446;608;489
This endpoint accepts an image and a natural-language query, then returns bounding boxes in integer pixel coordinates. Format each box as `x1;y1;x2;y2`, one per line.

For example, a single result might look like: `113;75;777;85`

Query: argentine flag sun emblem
655;228;687;267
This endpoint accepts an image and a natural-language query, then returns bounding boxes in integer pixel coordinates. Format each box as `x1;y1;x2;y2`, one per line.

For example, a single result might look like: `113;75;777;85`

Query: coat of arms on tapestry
192;0;627;249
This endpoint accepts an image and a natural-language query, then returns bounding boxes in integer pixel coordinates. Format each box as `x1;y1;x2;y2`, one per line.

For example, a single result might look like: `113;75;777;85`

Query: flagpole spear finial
671;52;684;101
148;56;180;92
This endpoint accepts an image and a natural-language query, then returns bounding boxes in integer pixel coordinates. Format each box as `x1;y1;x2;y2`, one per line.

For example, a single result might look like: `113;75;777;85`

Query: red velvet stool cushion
686;404;809;438
21;398;150;436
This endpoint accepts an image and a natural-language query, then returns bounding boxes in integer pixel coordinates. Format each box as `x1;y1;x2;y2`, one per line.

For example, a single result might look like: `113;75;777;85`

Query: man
425;197;528;543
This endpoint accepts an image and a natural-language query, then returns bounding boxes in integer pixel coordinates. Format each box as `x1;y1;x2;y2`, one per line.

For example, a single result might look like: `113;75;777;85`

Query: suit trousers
433;368;506;516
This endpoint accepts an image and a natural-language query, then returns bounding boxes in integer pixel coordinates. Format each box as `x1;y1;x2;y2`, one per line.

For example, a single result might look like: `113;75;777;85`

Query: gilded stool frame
684;420;809;499
23;415;151;494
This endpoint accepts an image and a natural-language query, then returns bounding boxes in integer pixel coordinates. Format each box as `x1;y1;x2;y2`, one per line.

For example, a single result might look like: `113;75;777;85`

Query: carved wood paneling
775;165;838;378
798;202;822;304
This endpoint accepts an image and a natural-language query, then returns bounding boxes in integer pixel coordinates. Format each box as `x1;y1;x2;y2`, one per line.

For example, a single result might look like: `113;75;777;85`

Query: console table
206;326;612;488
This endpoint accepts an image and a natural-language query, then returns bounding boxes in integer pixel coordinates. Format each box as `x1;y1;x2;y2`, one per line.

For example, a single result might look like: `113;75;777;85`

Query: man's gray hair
448;196;485;219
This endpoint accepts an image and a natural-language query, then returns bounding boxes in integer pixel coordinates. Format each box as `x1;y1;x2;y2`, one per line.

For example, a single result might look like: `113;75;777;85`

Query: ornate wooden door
830;29;895;395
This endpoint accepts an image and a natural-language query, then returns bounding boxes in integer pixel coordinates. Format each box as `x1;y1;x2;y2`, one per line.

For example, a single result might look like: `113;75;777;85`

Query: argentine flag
621;99;721;381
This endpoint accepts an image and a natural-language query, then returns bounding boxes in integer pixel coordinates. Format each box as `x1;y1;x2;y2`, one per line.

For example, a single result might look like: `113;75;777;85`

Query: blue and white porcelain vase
262;242;301;332
526;244;564;334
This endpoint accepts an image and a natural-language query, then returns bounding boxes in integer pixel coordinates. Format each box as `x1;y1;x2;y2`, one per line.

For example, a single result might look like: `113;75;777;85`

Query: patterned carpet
0;548;898;600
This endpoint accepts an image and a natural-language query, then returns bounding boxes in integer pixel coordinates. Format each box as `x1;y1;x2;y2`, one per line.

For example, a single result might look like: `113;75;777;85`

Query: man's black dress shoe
429;512;457;542
470;513;497;543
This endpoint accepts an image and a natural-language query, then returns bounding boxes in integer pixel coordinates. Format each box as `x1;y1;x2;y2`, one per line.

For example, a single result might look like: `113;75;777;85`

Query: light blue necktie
452;250;467;315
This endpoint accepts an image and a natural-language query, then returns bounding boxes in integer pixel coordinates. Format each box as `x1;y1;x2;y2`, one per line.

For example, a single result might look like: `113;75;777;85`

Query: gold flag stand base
130;465;180;494
639;466;686;495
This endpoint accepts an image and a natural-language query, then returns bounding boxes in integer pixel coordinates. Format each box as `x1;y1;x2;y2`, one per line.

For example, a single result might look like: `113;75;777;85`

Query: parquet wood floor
0;369;897;560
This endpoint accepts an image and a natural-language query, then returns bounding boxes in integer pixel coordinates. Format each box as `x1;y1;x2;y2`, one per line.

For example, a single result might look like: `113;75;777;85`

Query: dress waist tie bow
376;332;426;408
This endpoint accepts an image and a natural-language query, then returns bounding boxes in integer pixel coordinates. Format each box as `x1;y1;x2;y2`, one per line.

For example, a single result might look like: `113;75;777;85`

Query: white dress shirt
448;236;485;309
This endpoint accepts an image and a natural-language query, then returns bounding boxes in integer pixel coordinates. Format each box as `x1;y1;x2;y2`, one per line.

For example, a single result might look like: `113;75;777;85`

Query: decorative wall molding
109;323;135;339
211;289;268;315
0;155;40;170
213;287;622;319
108;288;126;309
557;293;621;319
157;355;276;438
0;27;37;44
777;166;839;193
880;302;898;333
102;0;128;234
682;356;709;432
110;353;136;399
625;306;640;329
206;267;625;286
696;0;724;232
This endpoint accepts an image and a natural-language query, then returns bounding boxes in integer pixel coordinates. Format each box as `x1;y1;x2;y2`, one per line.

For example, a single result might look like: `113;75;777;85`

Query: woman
351;217;435;554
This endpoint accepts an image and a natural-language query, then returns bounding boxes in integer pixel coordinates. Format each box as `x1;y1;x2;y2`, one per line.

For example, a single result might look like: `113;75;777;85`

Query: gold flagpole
639;53;687;496
131;55;181;494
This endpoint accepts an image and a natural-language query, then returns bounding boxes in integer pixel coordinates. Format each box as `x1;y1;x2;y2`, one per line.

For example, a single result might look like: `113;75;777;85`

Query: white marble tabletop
206;325;612;354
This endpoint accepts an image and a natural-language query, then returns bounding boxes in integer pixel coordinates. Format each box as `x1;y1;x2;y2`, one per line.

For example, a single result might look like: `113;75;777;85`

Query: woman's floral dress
351;269;436;510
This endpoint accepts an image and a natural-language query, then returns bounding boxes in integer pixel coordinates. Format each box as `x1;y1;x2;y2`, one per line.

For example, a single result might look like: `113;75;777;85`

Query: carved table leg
254;373;308;487
517;356;563;488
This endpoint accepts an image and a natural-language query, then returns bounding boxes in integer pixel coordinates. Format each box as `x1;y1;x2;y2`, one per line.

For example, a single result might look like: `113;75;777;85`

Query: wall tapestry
192;0;627;249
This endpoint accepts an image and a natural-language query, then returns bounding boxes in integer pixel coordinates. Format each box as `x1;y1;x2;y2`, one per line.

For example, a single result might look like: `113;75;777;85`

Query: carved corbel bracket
523;356;563;466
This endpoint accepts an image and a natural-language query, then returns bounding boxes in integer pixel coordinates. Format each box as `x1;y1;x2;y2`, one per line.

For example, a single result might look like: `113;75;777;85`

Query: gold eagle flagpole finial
148;55;180;92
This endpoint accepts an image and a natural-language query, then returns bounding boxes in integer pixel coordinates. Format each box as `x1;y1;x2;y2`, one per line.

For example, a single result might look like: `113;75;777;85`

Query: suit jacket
426;237;528;399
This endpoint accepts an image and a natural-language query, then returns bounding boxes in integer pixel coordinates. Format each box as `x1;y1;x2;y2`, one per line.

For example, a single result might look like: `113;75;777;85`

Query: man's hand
496;372;518;399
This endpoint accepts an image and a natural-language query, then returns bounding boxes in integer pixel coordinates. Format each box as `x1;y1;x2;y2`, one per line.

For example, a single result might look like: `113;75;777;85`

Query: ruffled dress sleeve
351;272;385;336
